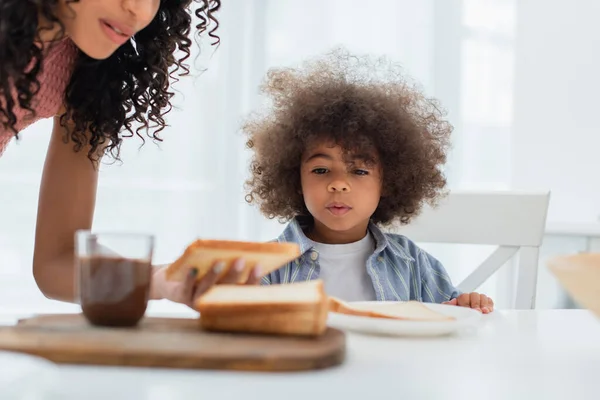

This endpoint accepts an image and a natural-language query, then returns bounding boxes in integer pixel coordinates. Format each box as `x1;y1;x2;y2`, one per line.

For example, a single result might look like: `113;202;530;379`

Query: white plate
0;351;59;399
327;301;482;337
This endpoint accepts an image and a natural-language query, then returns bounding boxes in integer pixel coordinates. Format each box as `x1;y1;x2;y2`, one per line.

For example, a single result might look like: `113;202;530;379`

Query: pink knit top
0;38;78;156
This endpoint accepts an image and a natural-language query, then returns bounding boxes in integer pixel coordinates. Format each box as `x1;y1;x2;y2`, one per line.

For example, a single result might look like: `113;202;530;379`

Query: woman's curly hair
244;49;453;226
0;0;221;161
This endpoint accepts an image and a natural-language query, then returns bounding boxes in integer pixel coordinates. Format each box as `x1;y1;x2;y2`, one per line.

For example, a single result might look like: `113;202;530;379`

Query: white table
2;308;600;400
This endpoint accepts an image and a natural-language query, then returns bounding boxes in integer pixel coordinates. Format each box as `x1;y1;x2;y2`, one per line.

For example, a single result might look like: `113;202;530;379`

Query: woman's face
56;0;161;59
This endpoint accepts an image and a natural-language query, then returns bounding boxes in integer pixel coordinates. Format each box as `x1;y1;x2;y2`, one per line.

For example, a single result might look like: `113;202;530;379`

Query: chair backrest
390;190;551;309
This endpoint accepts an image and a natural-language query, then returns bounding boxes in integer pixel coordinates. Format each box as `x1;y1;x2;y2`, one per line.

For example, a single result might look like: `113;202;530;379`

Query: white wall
508;0;600;309
512;0;600;224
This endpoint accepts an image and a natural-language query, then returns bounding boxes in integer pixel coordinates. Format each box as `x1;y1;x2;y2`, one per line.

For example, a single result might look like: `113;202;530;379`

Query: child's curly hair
244;49;453;226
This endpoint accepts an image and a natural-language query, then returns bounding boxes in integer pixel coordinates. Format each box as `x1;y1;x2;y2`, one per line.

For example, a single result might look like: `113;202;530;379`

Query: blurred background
1;0;598;311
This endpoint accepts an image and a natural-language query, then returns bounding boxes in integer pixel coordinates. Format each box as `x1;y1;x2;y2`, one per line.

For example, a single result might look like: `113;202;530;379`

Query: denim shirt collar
276;216;415;263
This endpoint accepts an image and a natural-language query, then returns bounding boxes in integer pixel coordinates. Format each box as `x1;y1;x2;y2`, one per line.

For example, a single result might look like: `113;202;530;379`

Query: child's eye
312;168;328;175
354;169;369;176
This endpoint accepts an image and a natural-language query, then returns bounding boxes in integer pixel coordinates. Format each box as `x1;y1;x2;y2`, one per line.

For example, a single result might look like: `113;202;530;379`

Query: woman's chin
72;38;120;60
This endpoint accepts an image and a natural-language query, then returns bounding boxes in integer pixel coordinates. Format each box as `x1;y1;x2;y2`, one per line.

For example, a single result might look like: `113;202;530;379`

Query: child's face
55;0;161;60
301;142;382;241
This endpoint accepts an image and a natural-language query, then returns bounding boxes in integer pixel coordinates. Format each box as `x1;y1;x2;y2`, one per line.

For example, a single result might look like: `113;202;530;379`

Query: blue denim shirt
262;217;462;303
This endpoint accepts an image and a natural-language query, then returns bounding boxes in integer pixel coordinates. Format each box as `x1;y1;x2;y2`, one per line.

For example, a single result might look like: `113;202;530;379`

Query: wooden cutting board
0;314;346;372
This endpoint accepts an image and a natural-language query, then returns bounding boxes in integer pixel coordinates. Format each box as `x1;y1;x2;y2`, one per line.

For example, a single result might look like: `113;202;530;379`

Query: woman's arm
32;115;101;302
31;115;259;305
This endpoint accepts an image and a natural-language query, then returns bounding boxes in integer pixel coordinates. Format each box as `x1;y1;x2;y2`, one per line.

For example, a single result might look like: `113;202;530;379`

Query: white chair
390;190;551;309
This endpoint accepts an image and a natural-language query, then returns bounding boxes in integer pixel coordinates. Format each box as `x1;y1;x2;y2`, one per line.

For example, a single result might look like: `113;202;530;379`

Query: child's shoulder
375;227;430;261
378;230;448;277
272;217;312;246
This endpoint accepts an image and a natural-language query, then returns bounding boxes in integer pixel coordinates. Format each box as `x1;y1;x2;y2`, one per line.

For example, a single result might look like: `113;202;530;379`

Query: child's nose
327;180;351;192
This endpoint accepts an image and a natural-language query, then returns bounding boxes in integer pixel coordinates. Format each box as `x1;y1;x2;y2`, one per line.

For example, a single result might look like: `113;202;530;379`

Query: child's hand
443;292;494;314
150;259;261;309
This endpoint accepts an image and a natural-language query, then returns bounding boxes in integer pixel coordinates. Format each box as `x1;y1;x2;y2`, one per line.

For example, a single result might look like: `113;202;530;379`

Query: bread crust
196;280;329;337
165;239;301;283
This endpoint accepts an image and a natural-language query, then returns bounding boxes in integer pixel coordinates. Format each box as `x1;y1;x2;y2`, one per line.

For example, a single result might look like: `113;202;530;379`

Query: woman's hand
151;259;261;308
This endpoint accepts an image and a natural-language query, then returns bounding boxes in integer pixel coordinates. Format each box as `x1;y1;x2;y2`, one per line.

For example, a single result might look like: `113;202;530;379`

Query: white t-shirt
308;232;377;302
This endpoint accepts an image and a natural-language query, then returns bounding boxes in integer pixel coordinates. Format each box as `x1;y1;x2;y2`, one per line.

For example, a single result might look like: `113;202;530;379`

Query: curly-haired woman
244;49;494;313
0;0;259;308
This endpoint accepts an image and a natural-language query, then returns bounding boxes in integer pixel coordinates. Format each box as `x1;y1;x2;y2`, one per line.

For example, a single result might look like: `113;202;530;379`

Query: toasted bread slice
329;296;454;321
196;280;329;337
165;239;301;284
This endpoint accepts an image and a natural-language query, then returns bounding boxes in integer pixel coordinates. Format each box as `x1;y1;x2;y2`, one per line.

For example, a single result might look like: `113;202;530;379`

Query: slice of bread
165;239;301;284
195;280;329;337
329;296;455;321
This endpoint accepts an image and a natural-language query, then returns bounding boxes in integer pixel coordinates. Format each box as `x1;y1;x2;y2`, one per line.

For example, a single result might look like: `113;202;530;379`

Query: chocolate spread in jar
78;256;151;327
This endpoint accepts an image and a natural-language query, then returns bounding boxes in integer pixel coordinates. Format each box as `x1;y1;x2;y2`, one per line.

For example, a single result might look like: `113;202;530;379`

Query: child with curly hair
244;50;494;313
